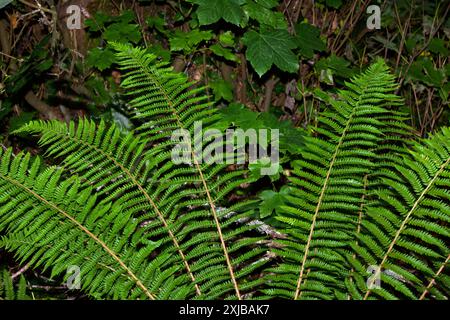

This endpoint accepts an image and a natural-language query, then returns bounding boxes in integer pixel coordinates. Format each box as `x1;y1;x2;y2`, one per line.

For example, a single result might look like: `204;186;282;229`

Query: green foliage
1;44;267;300
86;48;117;71
1;0;450;300
170;30;213;53
259;186;290;218
242;28;298;77
243;0;287;29
0;268;30;300
219;103;305;155
347;128;450;300
294;23;326;59
264;60;449;300
189;0;247;26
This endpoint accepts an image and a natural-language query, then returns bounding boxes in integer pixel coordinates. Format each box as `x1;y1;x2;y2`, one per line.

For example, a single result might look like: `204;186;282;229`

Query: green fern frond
11;44;267;300
111;43;266;299
0;267;30;300
268;60;409;300
0;148;192;299
347;127;450;300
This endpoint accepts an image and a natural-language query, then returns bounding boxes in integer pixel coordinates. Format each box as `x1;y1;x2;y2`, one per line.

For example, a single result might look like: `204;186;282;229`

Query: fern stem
419;254;450;300
0;174;156;300
364;156;450;299
194;159;241;299
348;174;369;300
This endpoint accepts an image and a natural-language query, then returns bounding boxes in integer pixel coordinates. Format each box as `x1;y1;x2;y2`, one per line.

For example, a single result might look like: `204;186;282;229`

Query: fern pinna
0;43;266;299
0;266;30;300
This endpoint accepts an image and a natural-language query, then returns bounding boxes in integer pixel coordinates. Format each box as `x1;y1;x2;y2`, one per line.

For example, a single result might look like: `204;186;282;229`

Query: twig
24;90;63;120
11;264;30;280
18;0;55;15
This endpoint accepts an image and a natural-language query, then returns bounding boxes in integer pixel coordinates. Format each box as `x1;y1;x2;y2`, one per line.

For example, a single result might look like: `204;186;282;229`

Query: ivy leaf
259;186;290;218
242;29;299;77
243;0;287;29
190;0;246;26
210;79;234;102
103;23;141;44
169;30;213;53
209;43;238;62
86;48;116;71
294;23;326;58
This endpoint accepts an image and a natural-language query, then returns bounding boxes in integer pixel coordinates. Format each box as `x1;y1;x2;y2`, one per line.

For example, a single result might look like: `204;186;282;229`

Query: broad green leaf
428;38;450;56
242;29;299;76
219;104;305;154
147;44;171;61
103;23;141;44
295;22;326;58
325;0;342;8
146;16;167;34
86;48;116;71
210;79;234;102
169;30;213;53
243;0;287;29
253;0;279;8
259;186;290;218
85;12;112;32
219;31;236;47
209;44;238;62
407;58;446;87
315;54;354;82
190;0;246;26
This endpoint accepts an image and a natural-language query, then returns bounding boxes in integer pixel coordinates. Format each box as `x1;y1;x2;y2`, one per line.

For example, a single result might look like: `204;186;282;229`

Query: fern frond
111;43;263;299
16;119;203;296
0;148;194;299
348;127;450;300
13;44;266;299
269;60;407;299
0;267;30;300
